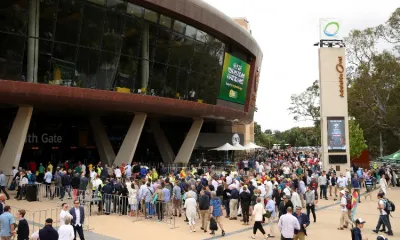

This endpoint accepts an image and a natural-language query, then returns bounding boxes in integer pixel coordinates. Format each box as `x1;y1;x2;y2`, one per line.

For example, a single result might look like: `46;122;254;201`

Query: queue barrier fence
9;204;91;236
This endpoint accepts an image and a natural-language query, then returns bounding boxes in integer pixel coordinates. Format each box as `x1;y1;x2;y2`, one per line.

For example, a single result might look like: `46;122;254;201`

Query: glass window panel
76;47;100;88
96;52;119;90
122;17;142;57
53;43;77;65
196;72;207;103
116;55;138;90
80;4;105;49
87;0;106;6
45;42;79;86
196;30;208;43
192;41;206;73
185;25;197;39
102;11;124;52
37;54;52;84
39;1;57;40
0;33;25;81
154;27;171;63
106;0;126;12
39;40;53;58
144;9;158;23
165;66;179;98
55;0;82;44
173;20;185;34
149;62;167;96
169;34;194;68
159;15;171;28
148;23;158;61
126;3;143;18
177;70;189;100
204;73;218;104
0;0;28;35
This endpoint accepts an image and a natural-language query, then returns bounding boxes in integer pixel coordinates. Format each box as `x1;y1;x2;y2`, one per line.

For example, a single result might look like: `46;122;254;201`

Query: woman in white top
58;215;74;240
184;193;197;233
127;180;139;216
251;197;267;240
379;174;388;196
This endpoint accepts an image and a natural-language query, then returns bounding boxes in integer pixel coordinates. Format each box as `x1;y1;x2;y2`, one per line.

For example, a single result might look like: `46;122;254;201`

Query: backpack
384;199;395;214
346;194;352;210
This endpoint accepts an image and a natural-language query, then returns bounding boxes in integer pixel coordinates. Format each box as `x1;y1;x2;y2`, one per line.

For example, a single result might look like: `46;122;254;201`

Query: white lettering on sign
227;63;245;85
25;133;62;144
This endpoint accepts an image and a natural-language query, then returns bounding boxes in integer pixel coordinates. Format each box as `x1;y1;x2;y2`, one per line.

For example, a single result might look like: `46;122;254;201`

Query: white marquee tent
244;142;265;149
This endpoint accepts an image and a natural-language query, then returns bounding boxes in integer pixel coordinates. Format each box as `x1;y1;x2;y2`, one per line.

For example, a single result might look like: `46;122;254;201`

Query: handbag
209;217;218;231
263;210;271;218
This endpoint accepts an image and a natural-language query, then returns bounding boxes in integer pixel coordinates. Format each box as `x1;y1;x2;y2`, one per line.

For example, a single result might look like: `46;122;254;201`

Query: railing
9;203;91;235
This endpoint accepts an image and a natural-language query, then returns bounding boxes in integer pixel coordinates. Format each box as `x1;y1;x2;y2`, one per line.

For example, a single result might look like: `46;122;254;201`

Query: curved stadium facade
0;0;262;169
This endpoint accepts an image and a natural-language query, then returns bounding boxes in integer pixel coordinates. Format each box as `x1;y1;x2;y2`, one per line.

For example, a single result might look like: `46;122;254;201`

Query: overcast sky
204;0;399;131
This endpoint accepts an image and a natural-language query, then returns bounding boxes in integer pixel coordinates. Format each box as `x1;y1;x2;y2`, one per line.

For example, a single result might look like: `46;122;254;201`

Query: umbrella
244;142;265;149
233;143;246;150
209;143;237;151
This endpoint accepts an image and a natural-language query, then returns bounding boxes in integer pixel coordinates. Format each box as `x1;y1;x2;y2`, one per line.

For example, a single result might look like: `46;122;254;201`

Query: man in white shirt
90;169;97;182
59;203;72;225
373;192;393;235
337;173;347;191
44;169;53;198
114;167;122;179
278;207;300;239
338;190;351;229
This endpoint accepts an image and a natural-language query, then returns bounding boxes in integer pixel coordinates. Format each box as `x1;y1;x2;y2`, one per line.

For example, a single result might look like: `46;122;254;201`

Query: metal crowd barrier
134;200;176;228
9;204;91;235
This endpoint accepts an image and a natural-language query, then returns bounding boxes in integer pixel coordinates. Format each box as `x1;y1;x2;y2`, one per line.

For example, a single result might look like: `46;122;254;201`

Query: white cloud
203;0;398;131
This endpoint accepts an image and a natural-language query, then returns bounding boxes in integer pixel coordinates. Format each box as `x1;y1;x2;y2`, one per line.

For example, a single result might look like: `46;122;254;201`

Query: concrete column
0;106;33;170
141;23;149;92
113;113;147;166
150;120;175;163
0;138;3;156
174;118;203;164
90;117;116;167
27;0;39;83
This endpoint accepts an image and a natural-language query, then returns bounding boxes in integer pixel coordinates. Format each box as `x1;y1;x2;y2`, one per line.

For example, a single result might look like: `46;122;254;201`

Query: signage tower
318;19;350;173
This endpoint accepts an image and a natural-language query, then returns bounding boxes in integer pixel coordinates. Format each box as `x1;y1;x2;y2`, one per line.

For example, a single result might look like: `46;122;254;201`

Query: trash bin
25;184;38;202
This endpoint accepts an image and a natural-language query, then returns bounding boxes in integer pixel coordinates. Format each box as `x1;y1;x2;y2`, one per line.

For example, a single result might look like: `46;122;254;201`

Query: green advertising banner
218;53;250;105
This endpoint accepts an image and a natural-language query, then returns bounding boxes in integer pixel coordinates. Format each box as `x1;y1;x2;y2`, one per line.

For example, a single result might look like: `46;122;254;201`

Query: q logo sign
324;21;340;37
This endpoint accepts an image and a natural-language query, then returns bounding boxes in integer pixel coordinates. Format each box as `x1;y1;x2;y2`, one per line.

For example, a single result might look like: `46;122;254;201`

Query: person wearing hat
339;190;352;230
377;236;388;240
293;206;310;240
30;218;59;240
352;218;367;240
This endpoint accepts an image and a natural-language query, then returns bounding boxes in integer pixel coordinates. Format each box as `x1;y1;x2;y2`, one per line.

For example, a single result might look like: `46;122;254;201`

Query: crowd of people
1;149;397;240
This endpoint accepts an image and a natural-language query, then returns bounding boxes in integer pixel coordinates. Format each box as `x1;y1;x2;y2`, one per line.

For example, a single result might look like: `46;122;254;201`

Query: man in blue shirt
0;171;10;200
293;206;310;239
162;182;171;216
265;196;276;238
0;205;15;238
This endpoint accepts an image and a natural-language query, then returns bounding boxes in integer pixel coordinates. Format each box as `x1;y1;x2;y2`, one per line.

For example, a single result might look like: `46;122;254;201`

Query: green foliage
349;120;368;158
288;80;320;125
346;7;400;156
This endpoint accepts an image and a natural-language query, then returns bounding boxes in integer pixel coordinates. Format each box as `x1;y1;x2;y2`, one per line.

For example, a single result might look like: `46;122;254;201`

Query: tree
349;120;368;158
254;122;270;147
346;7;400;156
288;80;320;124
348;52;400;138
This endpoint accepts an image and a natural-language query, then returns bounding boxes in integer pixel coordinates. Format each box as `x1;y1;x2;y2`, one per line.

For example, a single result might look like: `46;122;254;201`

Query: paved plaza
4;188;399;240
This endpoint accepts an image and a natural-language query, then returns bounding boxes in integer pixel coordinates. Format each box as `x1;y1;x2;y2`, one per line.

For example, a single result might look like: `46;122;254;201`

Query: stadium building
0;0;263;170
